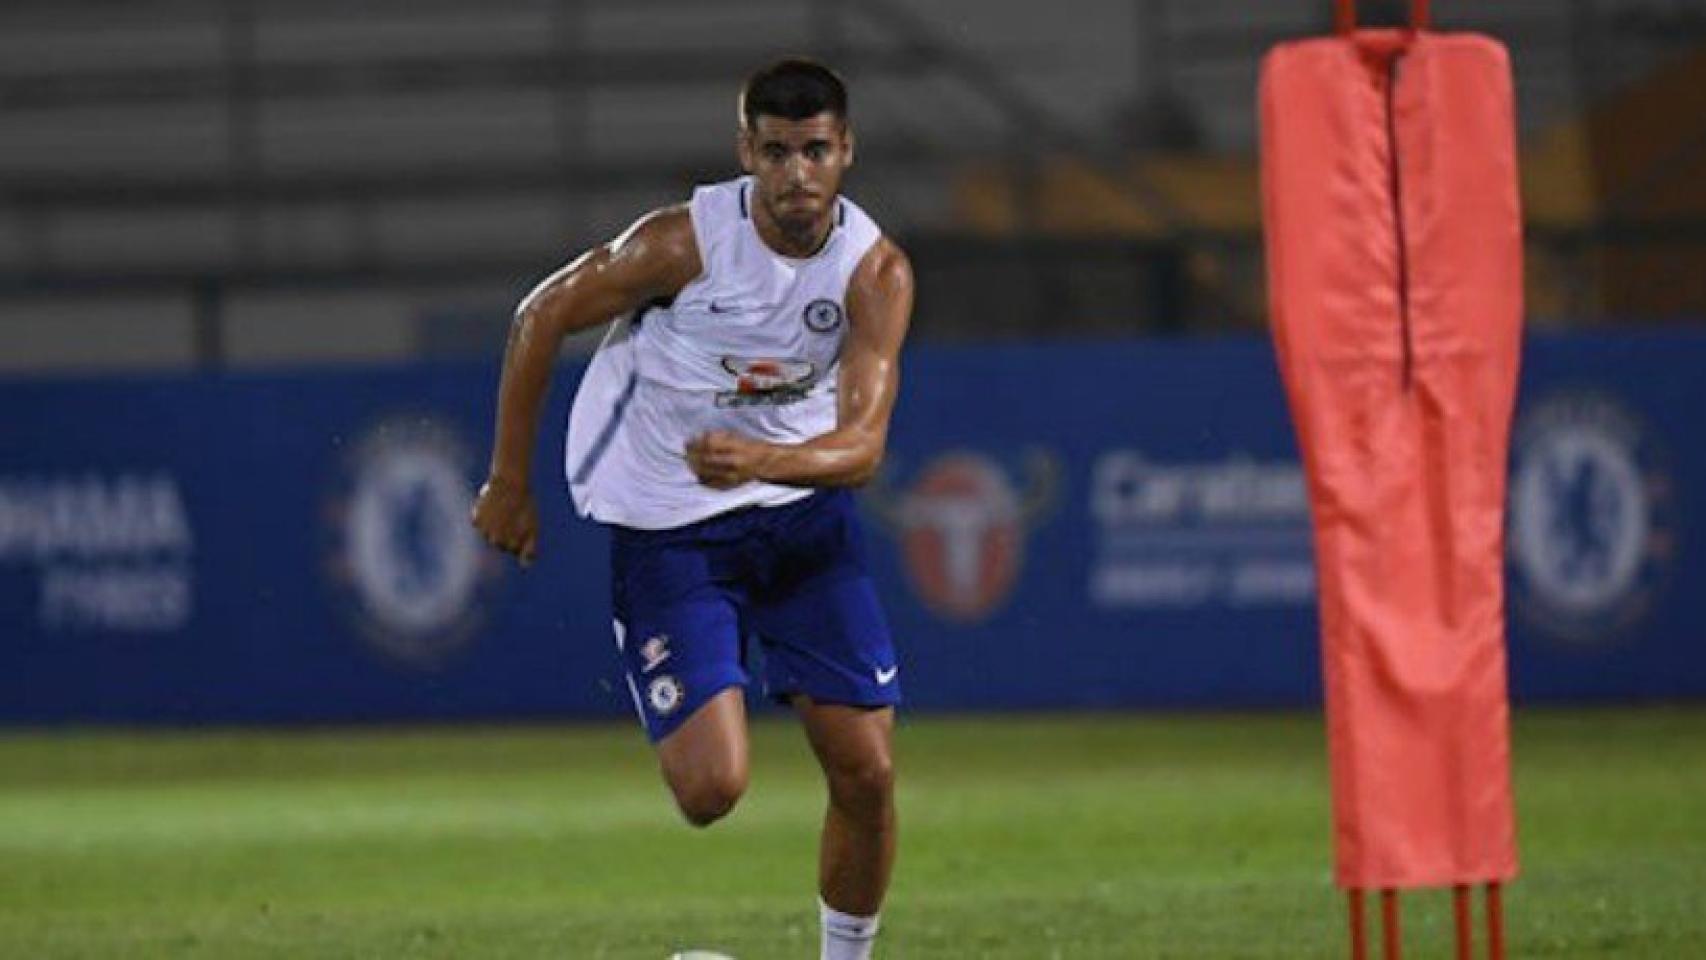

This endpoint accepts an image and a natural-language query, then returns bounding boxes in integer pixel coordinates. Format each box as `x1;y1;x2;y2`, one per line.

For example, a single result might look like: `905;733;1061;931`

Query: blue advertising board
1;333;1701;724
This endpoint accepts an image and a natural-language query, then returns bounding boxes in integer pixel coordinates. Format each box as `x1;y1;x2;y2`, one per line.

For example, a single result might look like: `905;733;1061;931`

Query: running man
471;58;912;960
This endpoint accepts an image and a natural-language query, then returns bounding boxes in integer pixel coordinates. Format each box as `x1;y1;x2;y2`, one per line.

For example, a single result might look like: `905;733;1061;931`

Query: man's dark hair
740;58;848;130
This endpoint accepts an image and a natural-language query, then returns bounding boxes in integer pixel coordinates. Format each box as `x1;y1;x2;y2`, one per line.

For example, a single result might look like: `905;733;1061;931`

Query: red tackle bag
1260;2;1522;890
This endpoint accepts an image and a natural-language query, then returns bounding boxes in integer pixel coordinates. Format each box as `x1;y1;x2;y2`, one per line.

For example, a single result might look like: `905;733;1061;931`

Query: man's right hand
471;475;539;567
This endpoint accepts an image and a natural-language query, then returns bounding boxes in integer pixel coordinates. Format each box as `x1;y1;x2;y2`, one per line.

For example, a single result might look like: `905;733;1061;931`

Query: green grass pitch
1;708;1702;958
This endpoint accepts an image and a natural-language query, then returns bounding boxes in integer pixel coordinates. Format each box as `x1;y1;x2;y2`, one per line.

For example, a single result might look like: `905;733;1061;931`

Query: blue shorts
609;489;900;742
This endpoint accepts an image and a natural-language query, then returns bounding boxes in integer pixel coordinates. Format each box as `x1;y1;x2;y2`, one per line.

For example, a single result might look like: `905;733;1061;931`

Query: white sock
820;897;880;960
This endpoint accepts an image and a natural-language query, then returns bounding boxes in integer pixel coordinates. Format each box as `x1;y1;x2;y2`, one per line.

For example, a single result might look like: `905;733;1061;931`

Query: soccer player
471;58;911;960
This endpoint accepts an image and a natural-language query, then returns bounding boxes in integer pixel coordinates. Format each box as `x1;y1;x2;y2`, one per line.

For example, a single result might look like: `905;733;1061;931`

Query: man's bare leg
656;687;749;827
796;696;896;957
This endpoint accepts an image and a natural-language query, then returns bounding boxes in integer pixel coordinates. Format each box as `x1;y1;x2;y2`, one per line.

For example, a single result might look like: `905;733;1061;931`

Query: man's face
739;112;854;233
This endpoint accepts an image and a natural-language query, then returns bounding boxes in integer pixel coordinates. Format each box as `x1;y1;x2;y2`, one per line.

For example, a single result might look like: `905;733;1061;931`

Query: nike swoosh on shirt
708;301;775;314
874;666;899;685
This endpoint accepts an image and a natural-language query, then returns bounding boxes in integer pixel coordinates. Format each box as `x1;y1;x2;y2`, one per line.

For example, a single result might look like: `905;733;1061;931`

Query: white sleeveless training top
564;176;884;530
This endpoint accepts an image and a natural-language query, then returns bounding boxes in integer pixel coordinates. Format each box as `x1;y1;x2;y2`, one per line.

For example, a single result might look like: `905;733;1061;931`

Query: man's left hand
686;431;774;489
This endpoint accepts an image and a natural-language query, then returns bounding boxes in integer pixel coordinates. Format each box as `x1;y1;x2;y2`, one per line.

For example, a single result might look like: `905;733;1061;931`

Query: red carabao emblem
866;451;1057;623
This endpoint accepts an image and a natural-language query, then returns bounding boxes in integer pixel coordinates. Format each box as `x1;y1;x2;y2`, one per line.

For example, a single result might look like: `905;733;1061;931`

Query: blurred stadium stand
3;0;1705;371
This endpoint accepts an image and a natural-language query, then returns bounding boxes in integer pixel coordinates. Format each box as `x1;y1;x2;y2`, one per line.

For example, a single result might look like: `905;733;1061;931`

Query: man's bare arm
487;207;700;487
687;237;913;489
474;206;700;563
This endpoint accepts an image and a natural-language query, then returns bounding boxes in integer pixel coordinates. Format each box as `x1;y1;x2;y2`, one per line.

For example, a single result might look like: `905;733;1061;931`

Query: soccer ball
668;953;736;960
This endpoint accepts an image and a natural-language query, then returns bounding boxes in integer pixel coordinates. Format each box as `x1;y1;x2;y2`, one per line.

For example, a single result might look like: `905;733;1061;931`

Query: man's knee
668;766;747;828
826;753;895;820
655;687;749;828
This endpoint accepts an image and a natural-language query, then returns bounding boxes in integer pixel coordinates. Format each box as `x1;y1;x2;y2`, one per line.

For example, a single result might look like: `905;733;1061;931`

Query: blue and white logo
802;298;843;333
647;675;684;716
324;415;502;668
1508;392;1676;645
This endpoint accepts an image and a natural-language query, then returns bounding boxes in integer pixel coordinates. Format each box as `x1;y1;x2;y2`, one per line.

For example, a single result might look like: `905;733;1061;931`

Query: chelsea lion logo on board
1508;391;1676;646
323;414;504;669
803;298;843;333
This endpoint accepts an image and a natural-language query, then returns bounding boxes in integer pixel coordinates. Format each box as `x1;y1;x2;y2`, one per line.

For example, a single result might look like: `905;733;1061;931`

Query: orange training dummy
1260;0;1522;895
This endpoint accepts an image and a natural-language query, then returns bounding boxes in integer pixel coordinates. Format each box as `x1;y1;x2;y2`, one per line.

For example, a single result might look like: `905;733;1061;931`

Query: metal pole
193;279;224;369
1381;889;1401;960
1487;883;1506;960
1349;889;1368;960
1454;885;1473;960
